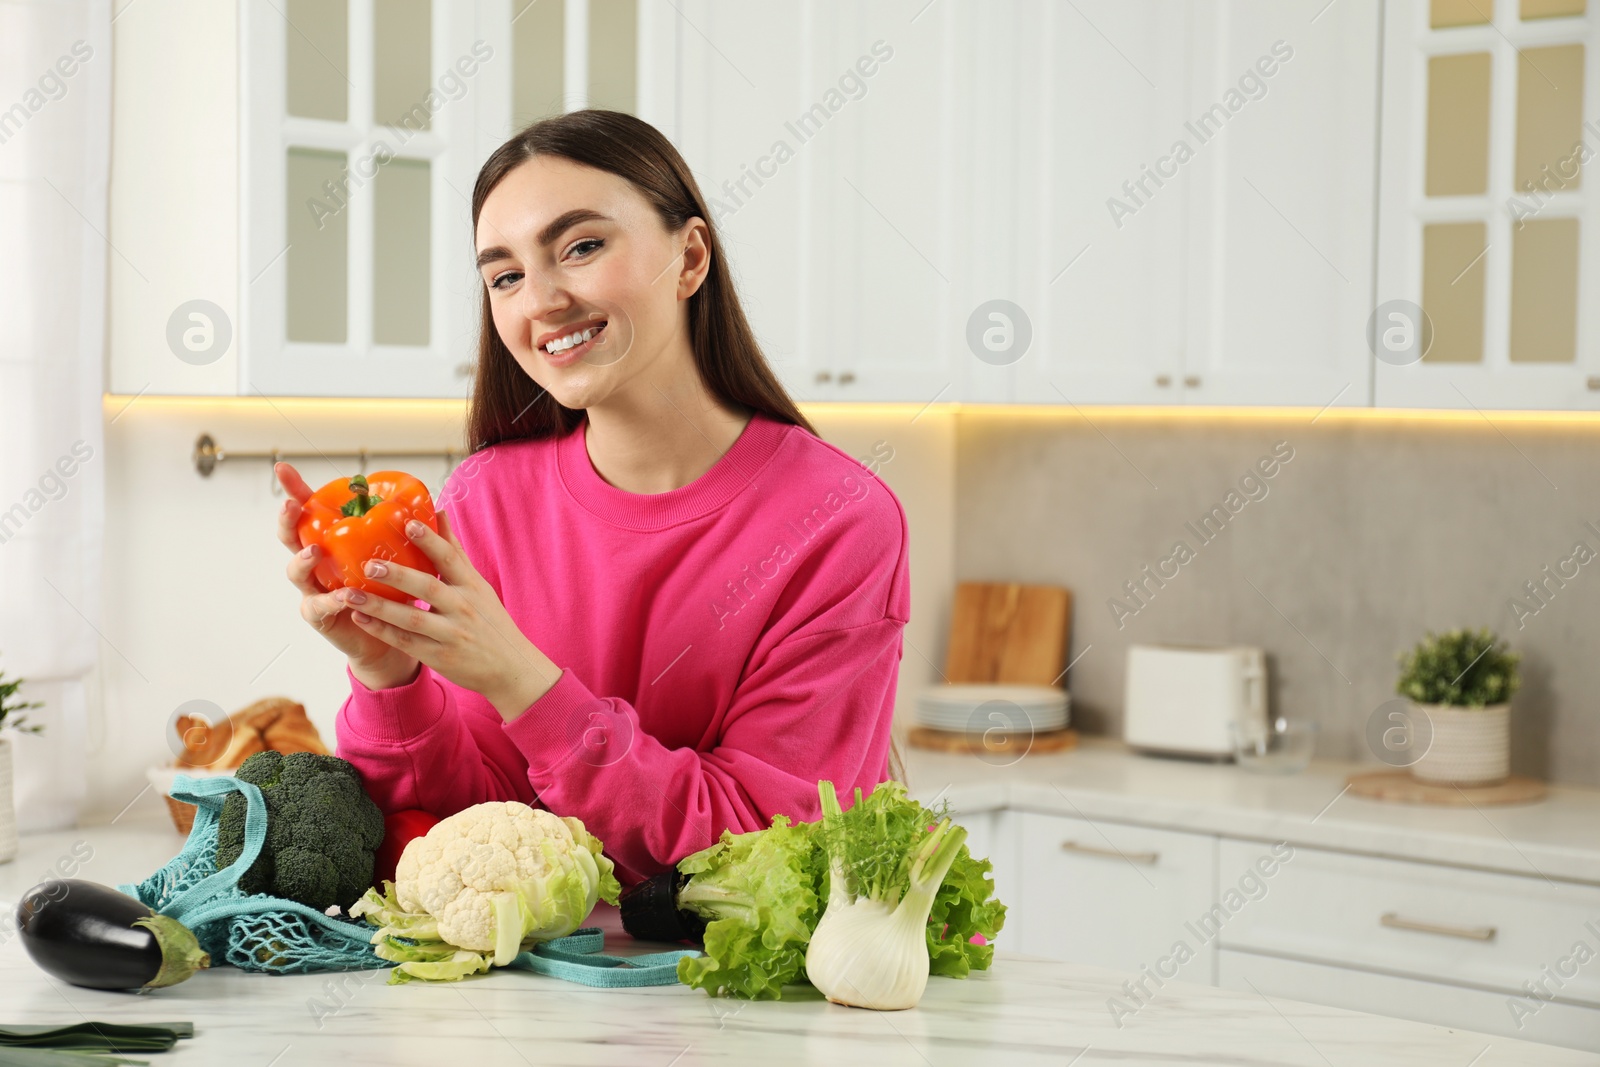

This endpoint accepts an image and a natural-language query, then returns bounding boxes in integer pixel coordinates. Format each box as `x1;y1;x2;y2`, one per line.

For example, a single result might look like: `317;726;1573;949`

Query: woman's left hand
339;512;560;719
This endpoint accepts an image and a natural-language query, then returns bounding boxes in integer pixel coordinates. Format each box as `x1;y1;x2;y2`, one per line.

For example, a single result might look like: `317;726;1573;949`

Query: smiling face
474;155;710;412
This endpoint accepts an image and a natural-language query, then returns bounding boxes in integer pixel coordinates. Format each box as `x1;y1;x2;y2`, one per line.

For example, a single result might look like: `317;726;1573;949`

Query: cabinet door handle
1379;912;1496;942
1060;840;1159;865
838;370;856;384
1183;375;1201;388
1588;375;1600;390
1155;374;1172;387
815;370;833;383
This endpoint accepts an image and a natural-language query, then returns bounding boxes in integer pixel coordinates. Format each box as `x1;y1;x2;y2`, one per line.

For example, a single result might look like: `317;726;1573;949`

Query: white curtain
0;0;110;832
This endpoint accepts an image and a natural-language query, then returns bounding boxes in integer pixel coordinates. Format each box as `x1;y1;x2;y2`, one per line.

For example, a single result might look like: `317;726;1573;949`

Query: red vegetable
374;809;441;886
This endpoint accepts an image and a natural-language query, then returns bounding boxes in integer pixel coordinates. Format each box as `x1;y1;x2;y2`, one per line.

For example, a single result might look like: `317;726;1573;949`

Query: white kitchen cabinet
1215;838;1600;1052
947;808;993;867
988;816;1600;1050
107;1;241;397
1010;810;1218;980
115;2;1600;410
109;0;674;398
904;745;1600;1050
1219;949;1600;1053
1216;838;1600;1007
673;0;1194;407
1018;0;1381;408
946;808;1017;919
675;0;1381;409
1374;1;1600;410
1008;0;1190;406
674;0;961;407
815;1;964;406
1177;0;1380;408
672;0;811;403
238;0;485;398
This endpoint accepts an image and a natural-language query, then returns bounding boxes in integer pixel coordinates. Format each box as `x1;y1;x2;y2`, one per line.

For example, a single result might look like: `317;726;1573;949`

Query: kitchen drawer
1219;948;1600;1054
1217;838;1600;1008
1015;811;1217;978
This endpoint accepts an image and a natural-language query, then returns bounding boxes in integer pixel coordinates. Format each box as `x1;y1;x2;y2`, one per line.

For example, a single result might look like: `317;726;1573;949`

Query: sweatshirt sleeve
499;611;906;884
333;661;539;816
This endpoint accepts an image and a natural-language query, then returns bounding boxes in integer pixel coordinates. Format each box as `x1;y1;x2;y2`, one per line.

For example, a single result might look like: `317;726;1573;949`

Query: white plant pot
1410;702;1510;786
0;736;16;864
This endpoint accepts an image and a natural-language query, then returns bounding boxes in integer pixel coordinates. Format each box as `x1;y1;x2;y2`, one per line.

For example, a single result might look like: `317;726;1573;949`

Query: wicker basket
164;792;198;835
156;696;329;832
147;765;237;833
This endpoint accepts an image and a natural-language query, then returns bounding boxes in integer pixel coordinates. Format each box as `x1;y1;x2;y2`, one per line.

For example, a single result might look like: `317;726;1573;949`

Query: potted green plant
1395;627;1519;786
0;663;44;864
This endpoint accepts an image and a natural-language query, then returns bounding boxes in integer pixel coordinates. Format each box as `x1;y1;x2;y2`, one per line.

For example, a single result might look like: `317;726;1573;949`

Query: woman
272;110;910;886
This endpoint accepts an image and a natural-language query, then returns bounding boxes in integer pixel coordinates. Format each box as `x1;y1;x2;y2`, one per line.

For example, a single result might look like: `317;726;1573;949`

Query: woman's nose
517;265;568;322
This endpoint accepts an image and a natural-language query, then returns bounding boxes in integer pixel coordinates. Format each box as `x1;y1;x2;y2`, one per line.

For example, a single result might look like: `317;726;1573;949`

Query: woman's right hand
275;461;421;689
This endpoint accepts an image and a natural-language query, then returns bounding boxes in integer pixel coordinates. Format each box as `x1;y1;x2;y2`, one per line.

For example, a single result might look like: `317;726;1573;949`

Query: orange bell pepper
296;471;440;603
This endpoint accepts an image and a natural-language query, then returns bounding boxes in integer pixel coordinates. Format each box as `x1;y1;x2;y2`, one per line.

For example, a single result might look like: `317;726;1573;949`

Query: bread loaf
173;696;327;770
165;696;328;833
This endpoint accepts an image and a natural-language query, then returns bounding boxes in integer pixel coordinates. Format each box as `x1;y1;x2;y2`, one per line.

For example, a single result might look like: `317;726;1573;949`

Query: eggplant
15;879;210;991
618;869;708;944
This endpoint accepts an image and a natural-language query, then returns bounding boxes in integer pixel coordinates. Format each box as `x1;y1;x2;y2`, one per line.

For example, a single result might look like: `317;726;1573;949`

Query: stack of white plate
914;683;1070;733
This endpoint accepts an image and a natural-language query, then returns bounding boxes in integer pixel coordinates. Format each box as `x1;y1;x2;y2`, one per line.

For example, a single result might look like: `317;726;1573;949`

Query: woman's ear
677;218;713;299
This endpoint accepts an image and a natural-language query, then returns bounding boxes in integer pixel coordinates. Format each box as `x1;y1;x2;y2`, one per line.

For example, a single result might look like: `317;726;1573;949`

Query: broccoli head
213;750;387;913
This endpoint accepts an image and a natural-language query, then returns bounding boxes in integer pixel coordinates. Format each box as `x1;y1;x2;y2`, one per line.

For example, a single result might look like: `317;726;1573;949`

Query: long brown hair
466;108;814;450
464;108;905;786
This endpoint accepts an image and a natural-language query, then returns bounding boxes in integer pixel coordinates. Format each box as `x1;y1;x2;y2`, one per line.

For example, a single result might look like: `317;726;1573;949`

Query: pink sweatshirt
333;411;910;886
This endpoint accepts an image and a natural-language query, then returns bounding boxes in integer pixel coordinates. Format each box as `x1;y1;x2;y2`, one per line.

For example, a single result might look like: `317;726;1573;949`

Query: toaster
1123;644;1267;759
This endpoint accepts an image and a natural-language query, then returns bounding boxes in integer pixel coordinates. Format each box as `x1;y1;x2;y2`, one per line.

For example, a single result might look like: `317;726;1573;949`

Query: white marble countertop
902;737;1600;884
2;819;1596;1065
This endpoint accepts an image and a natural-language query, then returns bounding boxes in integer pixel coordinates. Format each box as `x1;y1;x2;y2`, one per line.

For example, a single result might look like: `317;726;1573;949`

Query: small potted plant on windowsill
1395;627;1519;787
0;662;44;864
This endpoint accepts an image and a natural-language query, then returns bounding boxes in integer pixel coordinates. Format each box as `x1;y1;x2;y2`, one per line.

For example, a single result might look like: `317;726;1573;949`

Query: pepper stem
341;474;385;517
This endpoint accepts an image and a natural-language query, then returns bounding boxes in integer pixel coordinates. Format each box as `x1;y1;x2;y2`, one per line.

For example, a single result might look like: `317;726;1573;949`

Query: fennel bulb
651;779;1006;1002
803;781;969;1010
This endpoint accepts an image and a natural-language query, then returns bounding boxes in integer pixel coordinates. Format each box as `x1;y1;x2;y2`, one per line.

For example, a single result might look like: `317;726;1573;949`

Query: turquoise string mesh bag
115;772;386;975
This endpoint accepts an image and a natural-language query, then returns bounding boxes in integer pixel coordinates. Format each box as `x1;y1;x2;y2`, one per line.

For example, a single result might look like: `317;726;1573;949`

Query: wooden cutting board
943;582;1072;686
1345;770;1547;806
908;725;1078;754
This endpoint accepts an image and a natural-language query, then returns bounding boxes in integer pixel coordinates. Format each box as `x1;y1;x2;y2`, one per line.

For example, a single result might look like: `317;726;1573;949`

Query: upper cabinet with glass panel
239;0;659;397
1376;0;1600;408
112;3;1600;410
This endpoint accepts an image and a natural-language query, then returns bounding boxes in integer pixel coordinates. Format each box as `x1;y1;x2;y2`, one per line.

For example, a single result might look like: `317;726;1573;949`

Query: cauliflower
350;801;623;983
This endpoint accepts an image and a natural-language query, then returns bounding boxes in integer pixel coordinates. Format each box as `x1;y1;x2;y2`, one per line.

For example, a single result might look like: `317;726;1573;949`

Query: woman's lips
542;323;607;367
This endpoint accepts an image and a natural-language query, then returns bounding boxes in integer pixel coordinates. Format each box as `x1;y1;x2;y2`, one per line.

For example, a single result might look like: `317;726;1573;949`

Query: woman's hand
274;461;420;690
336;511;562;720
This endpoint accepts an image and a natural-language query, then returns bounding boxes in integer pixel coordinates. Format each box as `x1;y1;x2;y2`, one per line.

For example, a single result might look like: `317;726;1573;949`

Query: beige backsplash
84;398;1600;829
955;409;1600;788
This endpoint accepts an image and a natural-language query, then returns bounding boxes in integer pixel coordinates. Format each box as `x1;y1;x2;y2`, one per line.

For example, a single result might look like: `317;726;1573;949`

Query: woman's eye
488;240;601;291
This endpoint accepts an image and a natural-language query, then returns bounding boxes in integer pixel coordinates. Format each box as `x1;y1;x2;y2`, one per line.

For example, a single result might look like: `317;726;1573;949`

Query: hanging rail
192;433;463;492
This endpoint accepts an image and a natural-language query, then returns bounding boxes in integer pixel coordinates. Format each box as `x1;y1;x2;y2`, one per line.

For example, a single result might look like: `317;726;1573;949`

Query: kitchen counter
2;820;1596;1065
903;736;1600;884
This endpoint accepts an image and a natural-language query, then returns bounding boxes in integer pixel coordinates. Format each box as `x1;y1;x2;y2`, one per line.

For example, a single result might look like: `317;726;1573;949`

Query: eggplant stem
133;914;211;988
